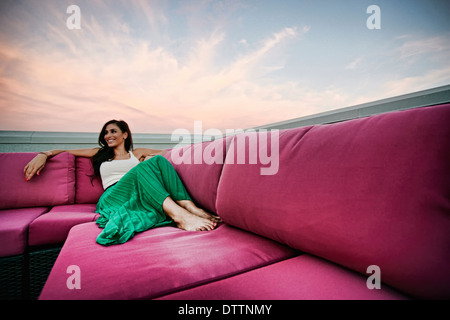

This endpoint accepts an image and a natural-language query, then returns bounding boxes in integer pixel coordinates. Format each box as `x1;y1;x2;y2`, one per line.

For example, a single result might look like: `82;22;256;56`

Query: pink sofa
1;104;449;300
0;153;102;299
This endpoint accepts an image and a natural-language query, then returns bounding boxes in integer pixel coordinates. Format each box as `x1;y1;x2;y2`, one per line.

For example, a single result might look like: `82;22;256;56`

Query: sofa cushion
159;255;409;300
28;204;99;246
0;153;76;209
163;137;232;214
216;104;450;299
75;157;104;204
0;207;49;257
39;222;298;300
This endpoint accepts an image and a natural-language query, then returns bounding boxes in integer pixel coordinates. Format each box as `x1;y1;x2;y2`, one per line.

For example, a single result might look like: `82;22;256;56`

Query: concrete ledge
0;132;204;152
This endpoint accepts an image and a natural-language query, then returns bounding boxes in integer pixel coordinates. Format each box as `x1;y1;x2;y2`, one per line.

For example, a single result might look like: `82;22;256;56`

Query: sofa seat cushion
0;207;49;257
28;204;99;246
0;153;76;209
159;255;409;300
40;222;298;300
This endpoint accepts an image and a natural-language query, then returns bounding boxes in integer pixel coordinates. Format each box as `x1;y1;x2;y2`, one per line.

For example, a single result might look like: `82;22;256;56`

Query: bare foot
173;210;217;231
176;200;222;223
163;197;217;231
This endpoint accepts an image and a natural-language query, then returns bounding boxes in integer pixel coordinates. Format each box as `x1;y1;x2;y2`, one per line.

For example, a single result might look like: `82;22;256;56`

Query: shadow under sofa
1;103;450;300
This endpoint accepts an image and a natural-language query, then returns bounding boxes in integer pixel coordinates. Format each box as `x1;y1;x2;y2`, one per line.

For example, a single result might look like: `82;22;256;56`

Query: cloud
396;34;450;60
383;66;450;97
374;33;450;96
0;0;310;133
0;1;447;135
345;57;363;70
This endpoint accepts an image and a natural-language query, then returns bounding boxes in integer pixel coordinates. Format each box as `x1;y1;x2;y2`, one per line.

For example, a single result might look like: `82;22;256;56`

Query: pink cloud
1;1;448;135
0;8;315;133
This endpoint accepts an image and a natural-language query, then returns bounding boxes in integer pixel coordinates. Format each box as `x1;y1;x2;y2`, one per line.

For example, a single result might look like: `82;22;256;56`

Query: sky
0;0;449;133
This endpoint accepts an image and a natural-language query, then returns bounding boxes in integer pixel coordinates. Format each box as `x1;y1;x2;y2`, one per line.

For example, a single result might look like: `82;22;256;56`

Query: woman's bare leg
176;200;222;223
163;197;217;231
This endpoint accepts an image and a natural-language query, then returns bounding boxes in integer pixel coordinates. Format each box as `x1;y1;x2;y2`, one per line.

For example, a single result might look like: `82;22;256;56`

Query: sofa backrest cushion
216;104;450;299
75;157;104;204
0;152;76;209
164;136;232;214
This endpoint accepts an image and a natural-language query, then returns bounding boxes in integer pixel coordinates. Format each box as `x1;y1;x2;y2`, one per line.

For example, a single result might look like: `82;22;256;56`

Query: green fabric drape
95;155;191;246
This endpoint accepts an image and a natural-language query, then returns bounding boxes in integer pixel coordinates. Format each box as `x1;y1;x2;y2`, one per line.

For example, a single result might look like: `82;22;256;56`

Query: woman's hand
143;154;156;161
24;153;49;181
135;148;165;162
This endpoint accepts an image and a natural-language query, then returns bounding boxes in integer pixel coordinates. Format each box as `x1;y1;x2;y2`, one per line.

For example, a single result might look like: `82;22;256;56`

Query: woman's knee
152;155;171;167
145;154;164;163
140;155;162;167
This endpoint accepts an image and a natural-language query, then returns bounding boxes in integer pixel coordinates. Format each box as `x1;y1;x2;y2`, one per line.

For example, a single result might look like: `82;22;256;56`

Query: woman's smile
104;124;127;147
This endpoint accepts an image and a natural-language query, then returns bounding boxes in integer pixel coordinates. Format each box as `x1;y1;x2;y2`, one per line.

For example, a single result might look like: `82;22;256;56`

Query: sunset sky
0;0;449;133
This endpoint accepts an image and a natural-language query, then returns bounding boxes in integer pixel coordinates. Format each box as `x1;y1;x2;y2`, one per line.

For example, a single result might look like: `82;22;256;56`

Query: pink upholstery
40;222;298;300
0;153;76;209
159;255;408;300
164;137;232;213
2;104;449;300
216;104;450;299
28;204;99;246
0;207;49;257
74;157;104;204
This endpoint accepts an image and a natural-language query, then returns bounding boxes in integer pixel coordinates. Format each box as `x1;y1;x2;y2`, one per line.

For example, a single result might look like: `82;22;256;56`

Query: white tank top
100;151;140;189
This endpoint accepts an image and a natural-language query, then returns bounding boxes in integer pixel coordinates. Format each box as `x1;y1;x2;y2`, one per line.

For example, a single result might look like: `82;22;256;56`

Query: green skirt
95;155;192;246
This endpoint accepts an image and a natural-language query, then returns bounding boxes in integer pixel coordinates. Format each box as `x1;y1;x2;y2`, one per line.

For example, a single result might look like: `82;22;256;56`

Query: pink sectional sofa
1;103;449;300
0;153;102;299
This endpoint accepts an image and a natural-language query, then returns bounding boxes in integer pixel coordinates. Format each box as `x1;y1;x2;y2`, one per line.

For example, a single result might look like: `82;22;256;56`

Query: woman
24;120;220;246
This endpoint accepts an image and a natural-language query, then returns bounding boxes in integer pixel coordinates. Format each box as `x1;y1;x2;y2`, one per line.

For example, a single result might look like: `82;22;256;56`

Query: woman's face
104;123;128;148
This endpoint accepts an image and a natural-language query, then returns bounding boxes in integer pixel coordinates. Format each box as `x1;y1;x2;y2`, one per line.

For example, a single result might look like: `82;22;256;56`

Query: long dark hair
92;120;134;176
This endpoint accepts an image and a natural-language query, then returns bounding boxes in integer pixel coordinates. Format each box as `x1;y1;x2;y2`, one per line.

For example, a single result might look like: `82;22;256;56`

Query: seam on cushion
66;153;70;204
151;246;303;300
66;153;76;205
215;126;314;215
211;136;233;212
287;125;315;150
66;153;71;204
26;206;52;247
74;157;79;204
74;157;84;204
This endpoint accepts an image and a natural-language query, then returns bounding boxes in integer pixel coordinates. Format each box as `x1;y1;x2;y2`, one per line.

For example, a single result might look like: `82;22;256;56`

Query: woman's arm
133;148;167;162
24;148;99;181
